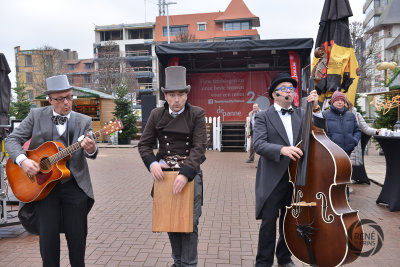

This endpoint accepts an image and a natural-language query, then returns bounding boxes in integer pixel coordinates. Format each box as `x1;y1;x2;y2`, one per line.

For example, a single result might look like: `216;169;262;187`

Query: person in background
346;99;379;184
246;103;260;163
323;91;361;156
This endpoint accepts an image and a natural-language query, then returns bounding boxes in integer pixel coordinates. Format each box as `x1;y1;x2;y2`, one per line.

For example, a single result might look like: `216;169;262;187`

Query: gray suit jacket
5;106;97;234
253;105;325;219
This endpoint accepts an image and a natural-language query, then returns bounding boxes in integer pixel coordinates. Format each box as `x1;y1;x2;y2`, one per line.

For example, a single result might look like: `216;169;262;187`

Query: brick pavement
0;146;399;266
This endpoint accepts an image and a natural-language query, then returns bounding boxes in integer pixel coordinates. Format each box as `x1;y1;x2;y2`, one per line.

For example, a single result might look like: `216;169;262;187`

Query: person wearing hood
323;91;361;155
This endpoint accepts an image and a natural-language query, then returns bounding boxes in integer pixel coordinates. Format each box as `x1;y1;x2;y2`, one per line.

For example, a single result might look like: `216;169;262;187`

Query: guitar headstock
100;119;124;136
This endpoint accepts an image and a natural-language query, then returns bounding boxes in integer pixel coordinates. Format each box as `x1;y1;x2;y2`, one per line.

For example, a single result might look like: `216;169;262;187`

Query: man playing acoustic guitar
5;75;97;267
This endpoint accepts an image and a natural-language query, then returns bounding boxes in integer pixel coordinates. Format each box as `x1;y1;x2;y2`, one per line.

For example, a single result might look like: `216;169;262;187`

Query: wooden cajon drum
152;171;194;233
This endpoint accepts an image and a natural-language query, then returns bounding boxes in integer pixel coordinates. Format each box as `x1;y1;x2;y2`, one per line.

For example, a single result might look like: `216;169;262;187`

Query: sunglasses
275;86;296;93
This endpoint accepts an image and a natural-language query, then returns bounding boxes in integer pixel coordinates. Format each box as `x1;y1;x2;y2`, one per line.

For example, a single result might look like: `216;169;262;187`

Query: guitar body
6;141;71;203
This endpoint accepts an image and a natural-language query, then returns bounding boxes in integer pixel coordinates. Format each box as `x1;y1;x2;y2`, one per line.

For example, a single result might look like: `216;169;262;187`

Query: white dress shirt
274;103;294;146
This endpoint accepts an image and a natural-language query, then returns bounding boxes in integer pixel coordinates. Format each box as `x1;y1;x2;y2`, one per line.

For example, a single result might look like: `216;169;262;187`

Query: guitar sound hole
40;157;51;171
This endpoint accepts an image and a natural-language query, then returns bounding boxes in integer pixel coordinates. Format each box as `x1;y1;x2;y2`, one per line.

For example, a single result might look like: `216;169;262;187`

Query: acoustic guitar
6;120;123;203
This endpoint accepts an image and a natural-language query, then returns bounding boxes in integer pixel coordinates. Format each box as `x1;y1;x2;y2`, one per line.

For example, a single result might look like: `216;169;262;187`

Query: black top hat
268;72;297;99
161;66;191;93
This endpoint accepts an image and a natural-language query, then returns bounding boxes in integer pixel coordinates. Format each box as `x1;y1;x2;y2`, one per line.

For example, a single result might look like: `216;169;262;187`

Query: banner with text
187;71;278;121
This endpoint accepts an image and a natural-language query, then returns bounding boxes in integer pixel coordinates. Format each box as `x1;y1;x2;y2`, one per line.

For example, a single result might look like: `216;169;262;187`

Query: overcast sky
0;0;366;87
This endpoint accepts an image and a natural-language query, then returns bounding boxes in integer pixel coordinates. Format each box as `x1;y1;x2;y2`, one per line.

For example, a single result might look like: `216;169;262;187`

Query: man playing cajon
138;66;207;267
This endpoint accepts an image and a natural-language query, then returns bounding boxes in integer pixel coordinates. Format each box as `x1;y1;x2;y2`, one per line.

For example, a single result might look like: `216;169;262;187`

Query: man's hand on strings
280;146;303;161
307;90;320;110
21;159;40;178
81;136;96;154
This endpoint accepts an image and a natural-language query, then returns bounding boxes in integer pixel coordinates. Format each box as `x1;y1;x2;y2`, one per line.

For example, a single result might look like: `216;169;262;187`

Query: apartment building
14;46;75;106
363;0;400;92
62;51;95;89
93;22;157;101
154;0;260;43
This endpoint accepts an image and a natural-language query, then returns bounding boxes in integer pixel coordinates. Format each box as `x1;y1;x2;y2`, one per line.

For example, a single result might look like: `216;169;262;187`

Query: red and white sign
187;71;278;121
289;51;301;107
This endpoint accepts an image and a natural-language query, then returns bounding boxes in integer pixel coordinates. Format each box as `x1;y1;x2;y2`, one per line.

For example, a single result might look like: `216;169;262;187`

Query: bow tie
281;108;294;115
52;115;68;125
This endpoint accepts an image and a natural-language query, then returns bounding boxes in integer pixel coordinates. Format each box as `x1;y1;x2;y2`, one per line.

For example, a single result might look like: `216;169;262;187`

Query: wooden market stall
36;87;115;141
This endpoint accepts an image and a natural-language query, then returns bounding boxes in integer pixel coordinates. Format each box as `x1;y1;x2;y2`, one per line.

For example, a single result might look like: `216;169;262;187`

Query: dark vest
156;111;192;159
52;123;73;183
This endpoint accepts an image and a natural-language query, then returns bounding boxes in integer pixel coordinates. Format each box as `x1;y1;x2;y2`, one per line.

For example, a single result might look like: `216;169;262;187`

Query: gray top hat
161;66;191;93
44;75;73;95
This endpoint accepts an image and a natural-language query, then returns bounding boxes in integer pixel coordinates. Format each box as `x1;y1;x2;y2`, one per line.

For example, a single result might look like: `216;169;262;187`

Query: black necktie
52;115;67;125
281;108;294;115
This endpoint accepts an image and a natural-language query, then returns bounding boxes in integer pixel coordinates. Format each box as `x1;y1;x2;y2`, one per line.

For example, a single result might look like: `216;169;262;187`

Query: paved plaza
0;143;399;266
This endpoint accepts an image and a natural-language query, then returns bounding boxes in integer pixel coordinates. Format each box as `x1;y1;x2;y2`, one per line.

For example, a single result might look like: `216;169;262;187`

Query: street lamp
165;1;177;44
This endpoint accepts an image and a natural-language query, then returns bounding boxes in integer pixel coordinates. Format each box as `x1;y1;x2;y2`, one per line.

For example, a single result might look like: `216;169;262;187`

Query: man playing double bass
138;66;207;267
253;72;325;267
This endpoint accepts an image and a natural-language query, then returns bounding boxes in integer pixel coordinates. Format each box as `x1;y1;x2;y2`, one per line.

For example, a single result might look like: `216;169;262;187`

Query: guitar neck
48;131;101;165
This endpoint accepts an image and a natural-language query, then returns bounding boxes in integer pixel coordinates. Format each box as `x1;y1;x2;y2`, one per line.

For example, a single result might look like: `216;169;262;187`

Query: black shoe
278;261;296;267
246;159;254;163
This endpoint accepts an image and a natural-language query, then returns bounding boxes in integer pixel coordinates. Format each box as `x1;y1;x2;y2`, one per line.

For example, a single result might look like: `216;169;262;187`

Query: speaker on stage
141;95;156;132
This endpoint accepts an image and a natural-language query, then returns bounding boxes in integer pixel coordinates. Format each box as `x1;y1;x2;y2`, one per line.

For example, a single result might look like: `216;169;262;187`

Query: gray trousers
168;171;203;267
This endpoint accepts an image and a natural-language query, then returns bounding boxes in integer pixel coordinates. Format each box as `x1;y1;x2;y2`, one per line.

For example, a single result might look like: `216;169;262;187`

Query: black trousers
36;179;90;267
256;174;293;267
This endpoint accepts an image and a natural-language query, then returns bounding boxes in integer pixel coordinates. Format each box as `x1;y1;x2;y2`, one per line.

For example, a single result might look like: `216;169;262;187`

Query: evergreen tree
372;94;398;130
9;83;31;119
113;82;138;142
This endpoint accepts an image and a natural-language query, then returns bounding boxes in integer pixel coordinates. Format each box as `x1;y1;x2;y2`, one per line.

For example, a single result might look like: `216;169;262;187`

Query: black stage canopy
155;38;314;73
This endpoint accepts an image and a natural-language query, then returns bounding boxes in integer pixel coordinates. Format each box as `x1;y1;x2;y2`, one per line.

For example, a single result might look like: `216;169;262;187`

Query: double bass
283;47;363;267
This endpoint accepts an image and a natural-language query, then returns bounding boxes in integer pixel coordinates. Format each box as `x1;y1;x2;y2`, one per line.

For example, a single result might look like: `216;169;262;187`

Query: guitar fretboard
48;131;101;165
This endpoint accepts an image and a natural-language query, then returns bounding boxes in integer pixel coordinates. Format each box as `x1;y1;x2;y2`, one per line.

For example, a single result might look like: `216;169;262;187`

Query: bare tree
175;30;196;43
30;45;66;95
94;41;138;95
350;21;381;93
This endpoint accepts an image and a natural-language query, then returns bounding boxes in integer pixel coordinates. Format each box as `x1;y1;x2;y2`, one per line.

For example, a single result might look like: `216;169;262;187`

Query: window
224;21;251;31
27;90;33;101
84;75;91;84
25;55;32;66
68;76;74;85
84;63;92;70
365;1;374;17
162;25;188;37
198;23;206;31
128;28;153;39
26;72;33;83
100;30;122;41
45;55;53;73
68;64;75;70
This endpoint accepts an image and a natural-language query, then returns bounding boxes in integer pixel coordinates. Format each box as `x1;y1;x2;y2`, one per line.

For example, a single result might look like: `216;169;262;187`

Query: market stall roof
155;39;314;73
36;87;114;100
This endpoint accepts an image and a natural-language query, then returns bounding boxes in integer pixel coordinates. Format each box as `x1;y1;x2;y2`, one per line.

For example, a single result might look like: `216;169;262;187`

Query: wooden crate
152;171;194;233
